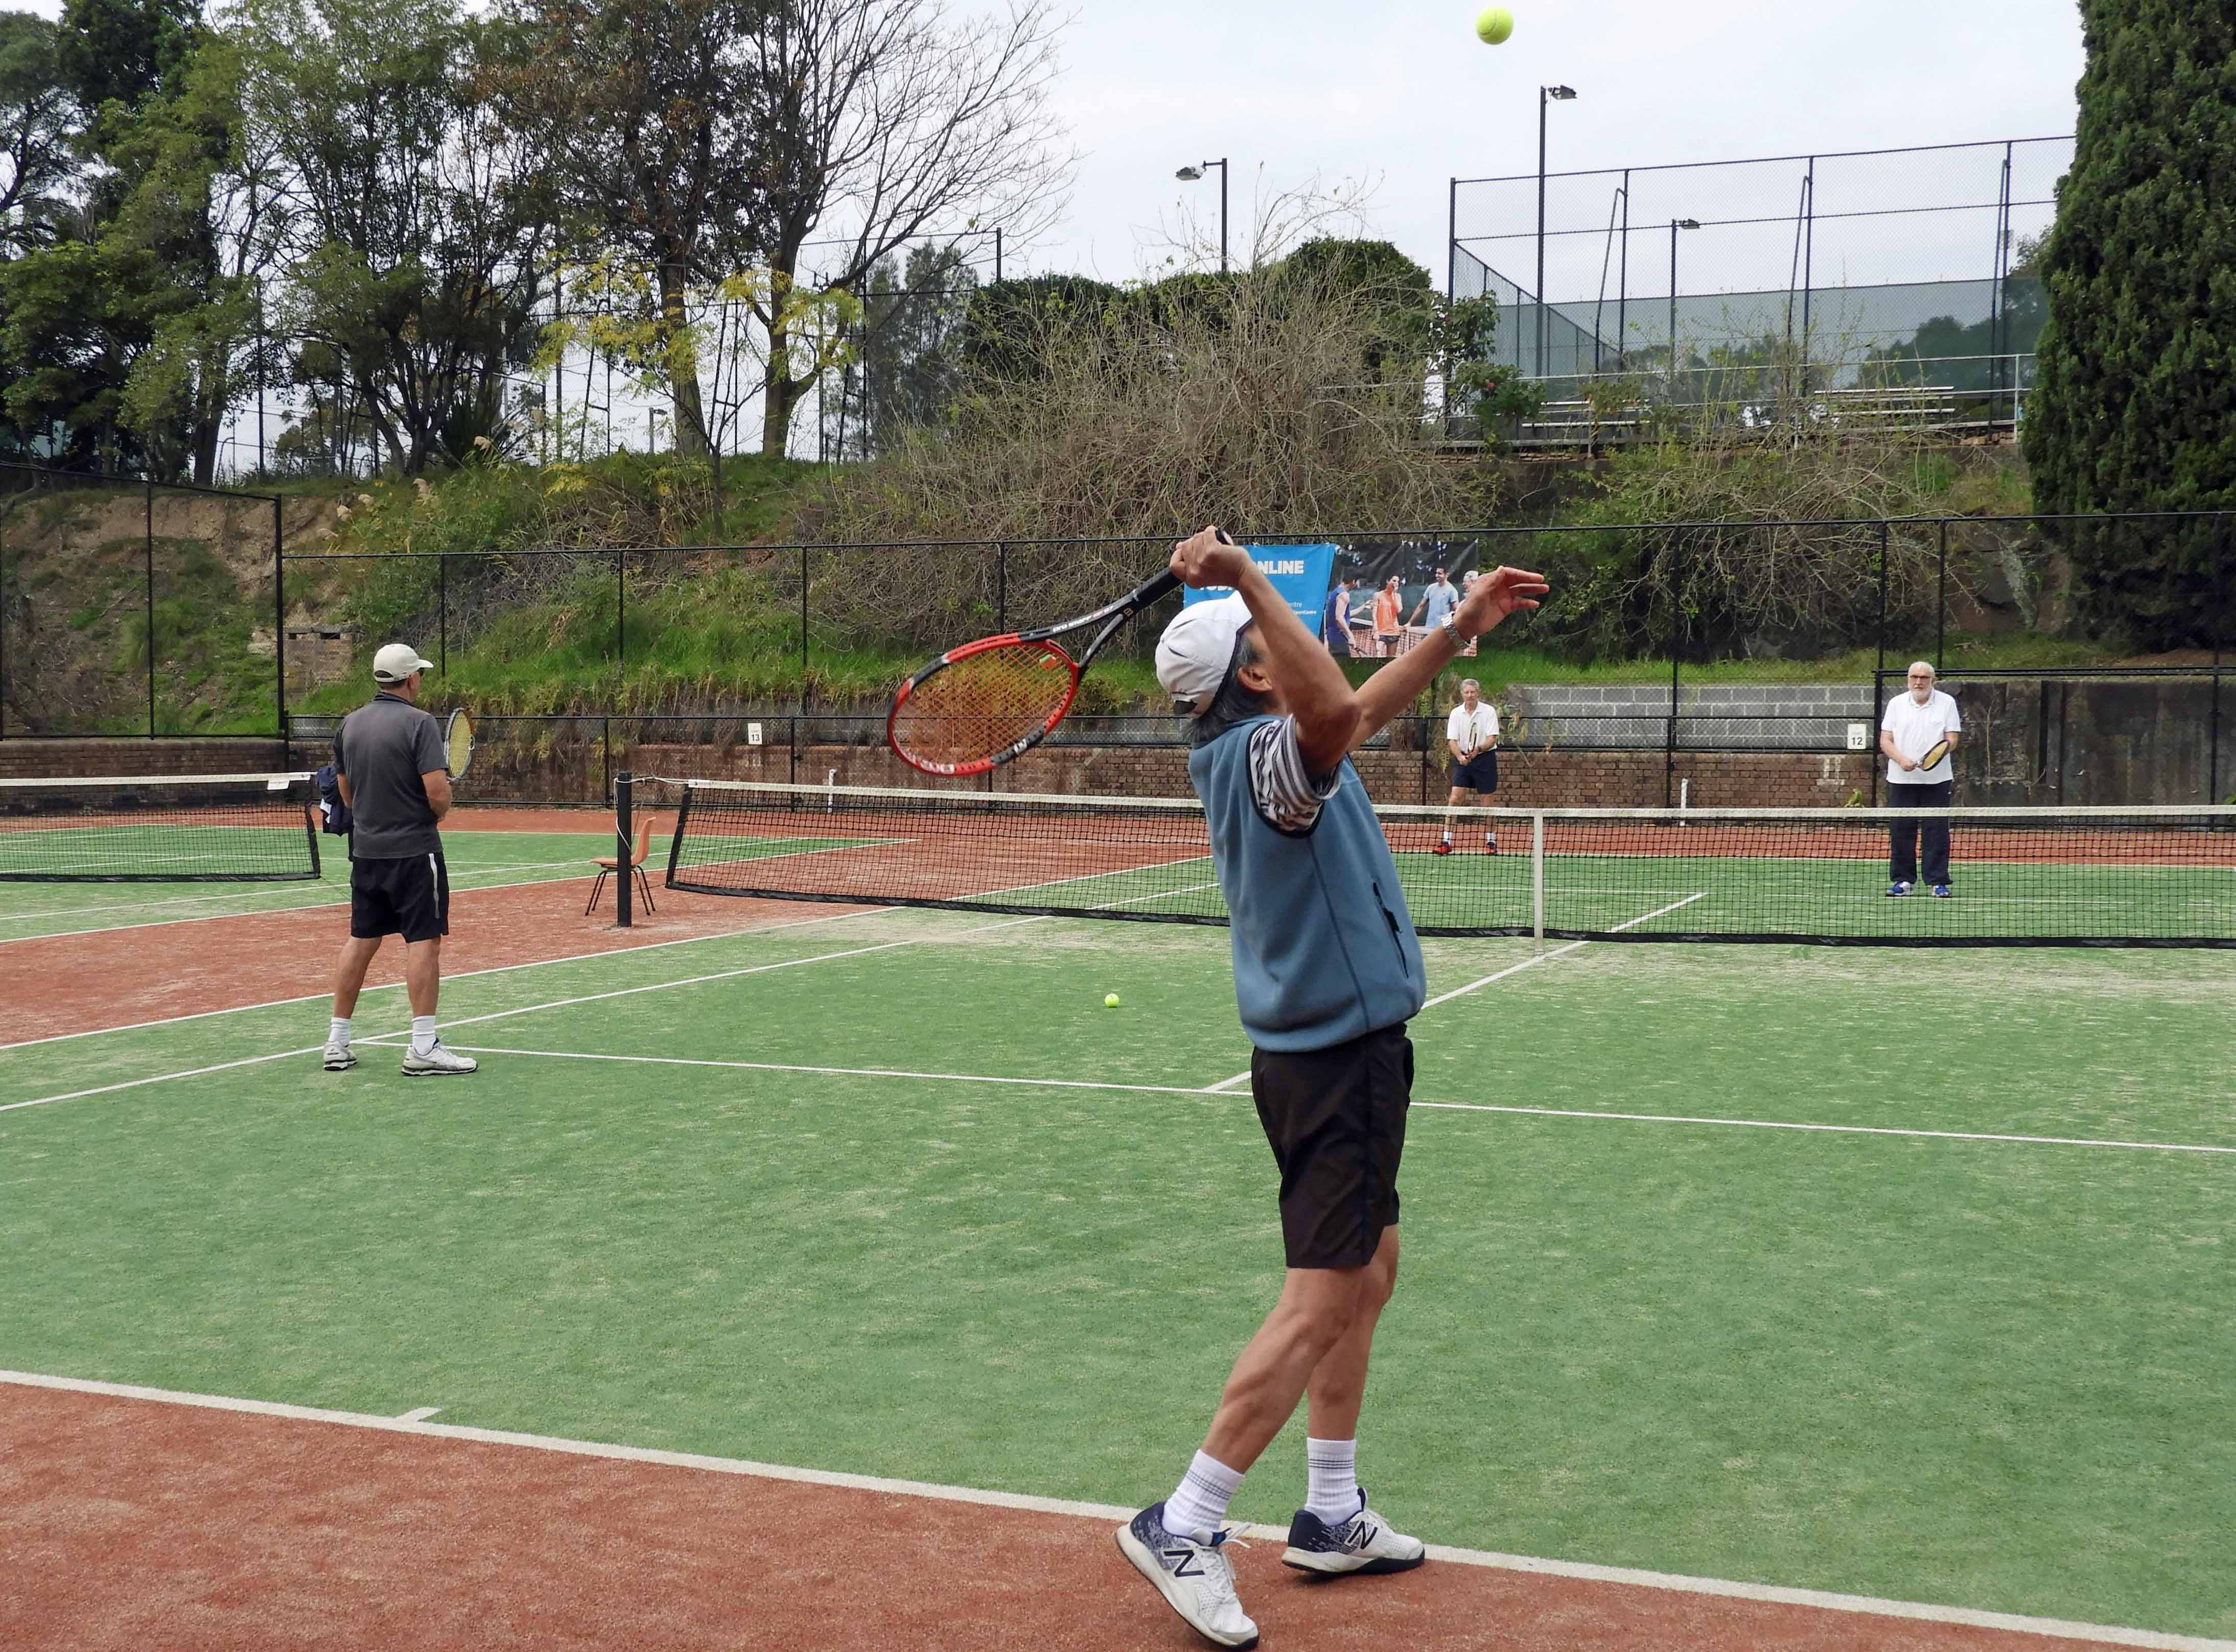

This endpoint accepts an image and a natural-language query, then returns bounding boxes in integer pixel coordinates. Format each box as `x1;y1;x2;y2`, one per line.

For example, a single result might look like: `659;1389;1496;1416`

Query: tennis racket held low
888;565;1185;776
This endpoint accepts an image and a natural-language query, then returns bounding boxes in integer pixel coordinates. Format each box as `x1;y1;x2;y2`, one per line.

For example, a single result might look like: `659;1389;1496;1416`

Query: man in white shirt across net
1436;678;1501;855
1879;660;1962;898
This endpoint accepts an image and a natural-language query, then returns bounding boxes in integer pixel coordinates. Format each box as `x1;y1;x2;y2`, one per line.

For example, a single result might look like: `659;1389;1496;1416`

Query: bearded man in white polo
1879;660;1961;899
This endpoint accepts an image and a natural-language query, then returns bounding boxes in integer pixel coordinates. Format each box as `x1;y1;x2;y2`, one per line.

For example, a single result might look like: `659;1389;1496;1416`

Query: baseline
1;1367;2221;1652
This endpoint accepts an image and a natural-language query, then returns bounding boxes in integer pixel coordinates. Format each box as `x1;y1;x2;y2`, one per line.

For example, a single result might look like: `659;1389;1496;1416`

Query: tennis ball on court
1105;993;1122;1008
1476;6;1513;44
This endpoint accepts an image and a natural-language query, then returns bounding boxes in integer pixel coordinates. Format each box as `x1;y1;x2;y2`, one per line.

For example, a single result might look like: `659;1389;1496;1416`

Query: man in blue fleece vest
1115;527;1547;1649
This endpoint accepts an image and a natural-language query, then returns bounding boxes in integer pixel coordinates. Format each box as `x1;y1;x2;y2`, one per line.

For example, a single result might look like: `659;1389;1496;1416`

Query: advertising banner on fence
1182;541;1337;634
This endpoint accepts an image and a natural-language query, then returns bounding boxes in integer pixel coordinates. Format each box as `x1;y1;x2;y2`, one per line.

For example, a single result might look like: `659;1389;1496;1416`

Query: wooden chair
586;815;658;916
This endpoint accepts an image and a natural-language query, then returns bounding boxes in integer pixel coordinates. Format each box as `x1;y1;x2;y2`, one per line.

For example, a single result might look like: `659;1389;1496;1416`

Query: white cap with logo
1155;593;1254;715
371;642;436;683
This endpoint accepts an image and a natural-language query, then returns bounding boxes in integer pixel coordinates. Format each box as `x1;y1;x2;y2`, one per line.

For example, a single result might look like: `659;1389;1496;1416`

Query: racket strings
892;642;1077;768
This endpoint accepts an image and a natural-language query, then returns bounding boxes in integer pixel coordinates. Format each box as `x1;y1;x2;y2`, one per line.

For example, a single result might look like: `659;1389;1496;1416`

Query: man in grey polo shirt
322;642;477;1076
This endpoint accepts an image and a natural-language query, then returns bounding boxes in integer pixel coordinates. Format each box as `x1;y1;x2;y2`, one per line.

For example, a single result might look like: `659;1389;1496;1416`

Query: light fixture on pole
1669;218;1701;388
1176;157;1230;274
1535;85;1576;380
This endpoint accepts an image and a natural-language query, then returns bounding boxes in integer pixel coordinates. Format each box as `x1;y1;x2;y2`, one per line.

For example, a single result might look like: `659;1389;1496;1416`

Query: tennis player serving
1117;527;1546;1648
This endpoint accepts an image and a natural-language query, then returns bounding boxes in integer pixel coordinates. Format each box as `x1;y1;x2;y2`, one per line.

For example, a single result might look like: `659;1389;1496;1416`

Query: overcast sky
1034;0;2086;288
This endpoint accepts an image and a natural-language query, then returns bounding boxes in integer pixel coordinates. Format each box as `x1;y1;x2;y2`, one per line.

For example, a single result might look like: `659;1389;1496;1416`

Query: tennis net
651;778;2236;948
0;772;323;882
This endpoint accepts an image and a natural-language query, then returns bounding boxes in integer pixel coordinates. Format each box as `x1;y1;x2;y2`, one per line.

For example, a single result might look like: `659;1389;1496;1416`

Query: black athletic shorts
350;852;449;943
1249;1024;1412;1269
1450;751;1498;792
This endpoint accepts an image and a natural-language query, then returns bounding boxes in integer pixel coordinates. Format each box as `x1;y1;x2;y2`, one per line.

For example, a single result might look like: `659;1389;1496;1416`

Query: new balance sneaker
401;1041;478;1076
1433;840;1454;856
1115;1502;1259;1649
321;1043;357;1072
1929;884;1953;899
1280;1491;1427;1576
1885;881;1912;898
1484;833;1498;855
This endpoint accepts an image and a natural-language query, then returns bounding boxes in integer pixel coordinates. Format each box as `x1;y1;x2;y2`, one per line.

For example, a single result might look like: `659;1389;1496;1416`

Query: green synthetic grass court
0;827;651;943
3;872;2234;1640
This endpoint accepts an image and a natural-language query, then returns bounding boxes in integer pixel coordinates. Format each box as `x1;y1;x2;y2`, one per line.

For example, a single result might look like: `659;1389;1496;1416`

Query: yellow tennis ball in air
1104;993;1122;1008
1476;6;1513;43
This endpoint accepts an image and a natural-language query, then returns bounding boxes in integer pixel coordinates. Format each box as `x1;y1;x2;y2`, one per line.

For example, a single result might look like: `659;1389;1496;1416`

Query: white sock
1164;1450;1244;1543
1305;1437;1361;1524
328;1017;351;1047
410;1016;437;1056
1440;830;1453;844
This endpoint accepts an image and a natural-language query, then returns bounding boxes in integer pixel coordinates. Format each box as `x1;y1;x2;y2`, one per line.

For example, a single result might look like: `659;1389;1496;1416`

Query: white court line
0;856;599;927
1202;892;1709;1092
396;1406;443;1422
0;860;612;946
0;1368;2222;1652
449;1047;1212;1098
430;1047;2236;1157
0;898;1153;1115
0;903;897;1053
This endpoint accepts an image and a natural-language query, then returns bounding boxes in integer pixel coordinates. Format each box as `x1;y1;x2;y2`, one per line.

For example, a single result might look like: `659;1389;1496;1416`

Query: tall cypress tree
2023;0;2236;649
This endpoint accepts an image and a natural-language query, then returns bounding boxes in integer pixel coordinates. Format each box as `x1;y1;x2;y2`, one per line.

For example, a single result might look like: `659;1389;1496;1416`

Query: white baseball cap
1155;594;1254;714
371;642;436;683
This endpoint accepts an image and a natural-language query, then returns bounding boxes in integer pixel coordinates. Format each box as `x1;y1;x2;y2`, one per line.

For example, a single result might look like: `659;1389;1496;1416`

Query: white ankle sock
410;1016;437;1056
1164;1450;1244;1542
1304;1437;1360;1524
329;1017;351;1046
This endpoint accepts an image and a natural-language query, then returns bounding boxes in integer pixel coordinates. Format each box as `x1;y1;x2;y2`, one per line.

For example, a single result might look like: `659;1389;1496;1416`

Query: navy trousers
1888;780;1953;886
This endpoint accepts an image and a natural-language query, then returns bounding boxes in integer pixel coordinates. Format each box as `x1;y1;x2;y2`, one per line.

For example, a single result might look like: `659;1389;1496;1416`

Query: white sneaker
401;1040;478;1076
321;1043;357;1072
1116;1502;1259;1648
1280;1490;1427;1575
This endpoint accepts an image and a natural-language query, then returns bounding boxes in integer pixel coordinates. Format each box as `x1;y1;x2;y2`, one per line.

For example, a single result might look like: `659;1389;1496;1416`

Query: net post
614;769;634;928
1530;811;1546;945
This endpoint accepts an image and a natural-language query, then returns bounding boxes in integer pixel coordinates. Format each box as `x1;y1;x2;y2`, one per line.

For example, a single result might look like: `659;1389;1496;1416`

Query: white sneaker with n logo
401;1040;478;1076
1116;1502;1259;1648
1280;1489;1427;1575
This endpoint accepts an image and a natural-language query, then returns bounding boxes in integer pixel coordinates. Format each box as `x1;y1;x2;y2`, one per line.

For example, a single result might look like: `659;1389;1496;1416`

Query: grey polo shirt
333;692;446;859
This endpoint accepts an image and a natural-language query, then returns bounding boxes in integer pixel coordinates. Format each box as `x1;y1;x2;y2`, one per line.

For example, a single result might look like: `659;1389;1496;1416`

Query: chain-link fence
0;463;286;739
1448;135;2068;441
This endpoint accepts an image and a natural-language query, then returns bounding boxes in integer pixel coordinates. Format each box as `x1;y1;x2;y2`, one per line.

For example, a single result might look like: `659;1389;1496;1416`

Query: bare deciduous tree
743;0;1070;455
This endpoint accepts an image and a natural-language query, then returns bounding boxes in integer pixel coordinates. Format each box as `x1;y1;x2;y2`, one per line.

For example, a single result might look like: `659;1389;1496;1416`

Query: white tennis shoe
401;1041;478;1076
321;1042;356;1072
1280;1490;1426;1575
1116;1502;1259;1648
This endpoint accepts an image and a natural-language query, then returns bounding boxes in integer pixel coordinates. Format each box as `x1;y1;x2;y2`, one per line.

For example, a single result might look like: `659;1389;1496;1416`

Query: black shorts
351;852;449;943
1250;1025;1412;1269
1450;751;1498;792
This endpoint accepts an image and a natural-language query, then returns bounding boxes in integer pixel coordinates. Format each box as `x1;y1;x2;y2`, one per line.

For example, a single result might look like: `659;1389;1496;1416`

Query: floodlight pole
1535;87;1574;380
1175;159;1230;273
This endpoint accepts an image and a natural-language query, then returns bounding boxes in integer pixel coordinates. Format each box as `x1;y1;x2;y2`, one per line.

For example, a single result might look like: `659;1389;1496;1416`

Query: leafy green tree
0;14;79;256
2024;0;2236;648
830;243;977;458
55;0;199;116
486;0;773;462
239;0;549;474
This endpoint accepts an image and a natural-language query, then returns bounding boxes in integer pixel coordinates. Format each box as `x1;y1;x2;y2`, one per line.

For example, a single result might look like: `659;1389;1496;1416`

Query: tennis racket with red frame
887;558;1199;777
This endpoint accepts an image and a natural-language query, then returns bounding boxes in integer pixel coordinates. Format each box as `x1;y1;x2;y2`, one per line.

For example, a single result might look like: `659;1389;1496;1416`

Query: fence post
438;552;448;674
0;514;7;740
799;546;810;704
614;769;633;928
1664;540;1681;809
272;495;287;748
144;479;156;736
996;541;1007;630
1936;518;1948;670
616;549;626;673
1872;520;1890;808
